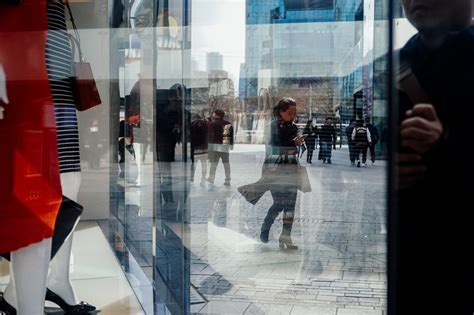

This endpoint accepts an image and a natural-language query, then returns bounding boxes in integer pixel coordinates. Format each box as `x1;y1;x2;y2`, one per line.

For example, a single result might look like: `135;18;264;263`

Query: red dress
0;0;62;253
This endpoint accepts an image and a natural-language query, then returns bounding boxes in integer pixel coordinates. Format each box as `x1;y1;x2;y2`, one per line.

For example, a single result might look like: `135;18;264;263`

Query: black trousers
261;187;297;232
368;143;376;162
354;143;368;163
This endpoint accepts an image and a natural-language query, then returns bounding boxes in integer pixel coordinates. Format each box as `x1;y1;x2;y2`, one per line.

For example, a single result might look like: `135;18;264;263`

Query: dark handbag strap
68;33;83;62
65;1;84;62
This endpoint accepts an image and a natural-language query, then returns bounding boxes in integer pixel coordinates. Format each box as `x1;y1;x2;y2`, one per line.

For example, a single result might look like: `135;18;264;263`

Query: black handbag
66;2;102;111
238;179;268;205
1;196;83;260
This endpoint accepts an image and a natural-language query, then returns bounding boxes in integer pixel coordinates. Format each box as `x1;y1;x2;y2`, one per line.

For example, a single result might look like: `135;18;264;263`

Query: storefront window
3;0;434;314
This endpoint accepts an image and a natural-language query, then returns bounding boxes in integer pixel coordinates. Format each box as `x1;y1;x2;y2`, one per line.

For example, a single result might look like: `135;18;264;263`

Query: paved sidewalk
188;146;387;314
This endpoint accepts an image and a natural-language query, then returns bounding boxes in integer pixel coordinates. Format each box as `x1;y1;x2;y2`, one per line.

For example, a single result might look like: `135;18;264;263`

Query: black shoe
0;296;16;315
45;289;96;314
327;159;331;164
260;230;270;243
357;161;361;168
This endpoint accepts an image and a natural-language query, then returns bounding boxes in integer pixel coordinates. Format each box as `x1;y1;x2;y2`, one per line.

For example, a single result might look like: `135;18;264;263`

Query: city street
187;145;387;314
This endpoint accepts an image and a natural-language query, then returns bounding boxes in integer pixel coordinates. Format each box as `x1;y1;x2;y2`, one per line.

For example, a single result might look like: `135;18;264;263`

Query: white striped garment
46;2;81;173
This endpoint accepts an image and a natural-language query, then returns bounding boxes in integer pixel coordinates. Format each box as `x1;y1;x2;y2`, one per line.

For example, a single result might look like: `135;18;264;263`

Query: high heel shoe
45;288;96;314
0;296;16;315
279;235;298;250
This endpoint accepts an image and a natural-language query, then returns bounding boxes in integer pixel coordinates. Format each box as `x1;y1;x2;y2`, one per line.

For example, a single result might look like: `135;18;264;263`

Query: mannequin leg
1;172;81;309
9;238;52;315
46;171;82;305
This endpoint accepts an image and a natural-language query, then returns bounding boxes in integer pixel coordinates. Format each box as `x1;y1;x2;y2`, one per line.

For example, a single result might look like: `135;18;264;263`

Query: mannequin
1;1;95;313
0;1;62;314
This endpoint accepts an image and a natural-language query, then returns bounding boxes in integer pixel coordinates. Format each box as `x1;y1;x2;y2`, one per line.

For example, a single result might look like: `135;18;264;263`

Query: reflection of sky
191;0;246;88
188;0;415;90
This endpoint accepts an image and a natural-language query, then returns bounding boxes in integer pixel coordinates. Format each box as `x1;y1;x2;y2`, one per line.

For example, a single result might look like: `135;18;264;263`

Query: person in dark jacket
303;118;318;164
207;109;233;186
351;119;372;168
364;117;379;165
190;113;209;185
259;97;308;250
318;117;337;164
395;0;474;313
345;119;356;165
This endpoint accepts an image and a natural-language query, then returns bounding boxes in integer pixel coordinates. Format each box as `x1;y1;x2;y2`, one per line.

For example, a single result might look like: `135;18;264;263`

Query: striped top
45;1;81;173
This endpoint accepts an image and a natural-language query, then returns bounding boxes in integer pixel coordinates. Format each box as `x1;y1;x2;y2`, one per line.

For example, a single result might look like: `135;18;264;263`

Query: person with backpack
364;117;379;165
345;119;356;165
351;119;372;167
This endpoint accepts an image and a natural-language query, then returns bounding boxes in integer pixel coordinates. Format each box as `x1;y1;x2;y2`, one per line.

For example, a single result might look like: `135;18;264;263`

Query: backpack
354;126;368;144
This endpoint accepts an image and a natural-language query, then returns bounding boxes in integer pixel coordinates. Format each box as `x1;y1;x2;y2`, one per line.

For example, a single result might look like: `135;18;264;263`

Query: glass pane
153;0;391;313
0;1;393;314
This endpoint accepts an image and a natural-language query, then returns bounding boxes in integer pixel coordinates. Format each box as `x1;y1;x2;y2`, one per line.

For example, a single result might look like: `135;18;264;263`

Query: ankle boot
279;225;298;250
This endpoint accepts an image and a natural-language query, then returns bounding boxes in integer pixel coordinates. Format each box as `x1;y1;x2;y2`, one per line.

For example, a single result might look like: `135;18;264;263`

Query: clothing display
45;1;81;174
0;0;62;254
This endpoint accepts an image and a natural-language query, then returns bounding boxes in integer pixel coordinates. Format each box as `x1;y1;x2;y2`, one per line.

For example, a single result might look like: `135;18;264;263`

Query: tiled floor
0;221;144;315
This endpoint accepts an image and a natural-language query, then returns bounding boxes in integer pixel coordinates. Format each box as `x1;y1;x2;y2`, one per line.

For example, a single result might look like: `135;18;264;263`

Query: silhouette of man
395;1;474;313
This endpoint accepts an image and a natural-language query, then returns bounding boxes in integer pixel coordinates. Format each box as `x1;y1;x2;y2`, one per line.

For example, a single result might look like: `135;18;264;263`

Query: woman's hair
273;97;296;118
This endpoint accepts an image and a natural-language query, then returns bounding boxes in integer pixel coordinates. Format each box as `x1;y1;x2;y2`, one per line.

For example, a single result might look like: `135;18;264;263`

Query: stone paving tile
291;305;337;315
199;301;251;314
336;308;383;315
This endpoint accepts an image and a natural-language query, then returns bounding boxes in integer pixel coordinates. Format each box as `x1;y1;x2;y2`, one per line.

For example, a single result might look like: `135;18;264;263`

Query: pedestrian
351;119;371;168
318;117;337;164
303;118;318;164
364;117;379;165
345;119;356;165
190;113;209;185
258;97;308;250
207;109;234;186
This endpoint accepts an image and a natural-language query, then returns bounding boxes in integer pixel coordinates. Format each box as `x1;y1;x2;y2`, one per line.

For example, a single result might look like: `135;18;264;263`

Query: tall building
206;52;224;72
242;0;338;122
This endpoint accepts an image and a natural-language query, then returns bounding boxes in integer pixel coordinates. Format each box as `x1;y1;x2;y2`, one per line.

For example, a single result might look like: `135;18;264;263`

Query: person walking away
318;117;337;164
351;119;371;167
303;118;318;164
190;114;209;185
364;117;379;165
345;119;356;165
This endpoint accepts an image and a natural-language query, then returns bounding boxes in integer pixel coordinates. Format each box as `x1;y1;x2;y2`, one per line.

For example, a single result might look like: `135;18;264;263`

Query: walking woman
260;97;307;250
303;118;318;163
